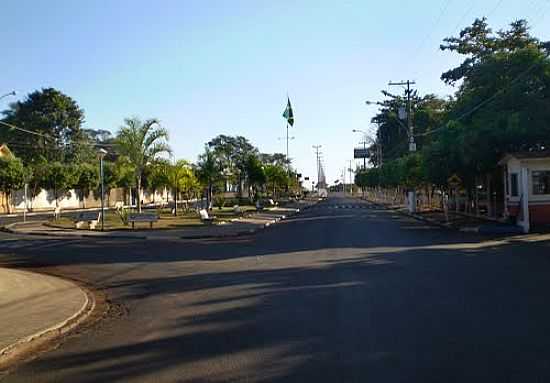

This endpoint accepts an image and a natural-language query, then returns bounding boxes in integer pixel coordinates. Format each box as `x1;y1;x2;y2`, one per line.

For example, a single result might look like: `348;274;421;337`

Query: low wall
0;187;170;213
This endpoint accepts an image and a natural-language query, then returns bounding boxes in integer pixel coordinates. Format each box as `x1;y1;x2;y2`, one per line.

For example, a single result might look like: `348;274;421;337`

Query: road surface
2;195;550;382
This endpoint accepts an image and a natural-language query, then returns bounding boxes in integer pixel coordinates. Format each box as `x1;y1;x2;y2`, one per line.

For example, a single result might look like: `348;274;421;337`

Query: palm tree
116;117;170;212
196;146;222;210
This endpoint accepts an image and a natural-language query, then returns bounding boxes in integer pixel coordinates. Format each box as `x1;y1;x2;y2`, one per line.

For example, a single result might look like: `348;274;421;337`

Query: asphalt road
2;195;550;382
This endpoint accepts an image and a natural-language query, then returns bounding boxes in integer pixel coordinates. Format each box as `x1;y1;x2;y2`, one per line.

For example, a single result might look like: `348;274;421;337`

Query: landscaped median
2;202;316;240
0;268;94;370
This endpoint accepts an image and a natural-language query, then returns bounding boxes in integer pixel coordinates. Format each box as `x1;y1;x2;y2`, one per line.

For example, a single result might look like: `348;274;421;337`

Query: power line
484;0;505;18
409;0;454;74
417;55;547;138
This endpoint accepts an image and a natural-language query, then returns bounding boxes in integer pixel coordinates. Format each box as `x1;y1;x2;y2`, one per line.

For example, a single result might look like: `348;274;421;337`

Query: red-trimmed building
499;151;550;232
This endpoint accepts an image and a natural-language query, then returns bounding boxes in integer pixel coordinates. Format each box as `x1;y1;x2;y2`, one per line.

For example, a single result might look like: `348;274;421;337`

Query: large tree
0;156;26;213
40;162;78;209
115;117;170;212
1;88;87;164
207;135;258;196
74;163;99;208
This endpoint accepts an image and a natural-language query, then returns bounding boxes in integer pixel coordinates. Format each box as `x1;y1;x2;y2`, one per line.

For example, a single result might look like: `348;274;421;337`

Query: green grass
46;205;258;231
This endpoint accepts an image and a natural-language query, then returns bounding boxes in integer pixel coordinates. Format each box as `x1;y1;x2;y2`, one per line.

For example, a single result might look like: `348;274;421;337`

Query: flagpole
286;122;289;175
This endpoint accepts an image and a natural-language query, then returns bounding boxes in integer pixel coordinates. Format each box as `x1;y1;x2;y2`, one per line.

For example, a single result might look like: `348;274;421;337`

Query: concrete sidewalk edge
3;207;305;241
0;271;96;370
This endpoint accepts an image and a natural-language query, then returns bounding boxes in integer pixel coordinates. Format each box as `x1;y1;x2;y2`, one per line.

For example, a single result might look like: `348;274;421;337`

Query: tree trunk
137;176;142;213
486;173;493;218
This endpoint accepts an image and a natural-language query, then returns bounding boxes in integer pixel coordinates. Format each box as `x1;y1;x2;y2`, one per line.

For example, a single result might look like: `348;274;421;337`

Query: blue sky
2;0;550;185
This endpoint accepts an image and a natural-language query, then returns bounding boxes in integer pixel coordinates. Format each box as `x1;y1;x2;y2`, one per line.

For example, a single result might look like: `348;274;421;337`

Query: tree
144;160;170;204
196;146;223;210
167;159;199;213
115;117;170;212
74;163;99;208
207;135;258;196
113;159;137;205
0;156;26;213
41;162;78;208
245;154;266;201
260;153;290;167
264;164;288;200
1;88;86;164
179;167;201;210
101;161;121;206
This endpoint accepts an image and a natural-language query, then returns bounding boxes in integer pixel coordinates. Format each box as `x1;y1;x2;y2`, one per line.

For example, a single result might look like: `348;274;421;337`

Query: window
533;171;550;195
510;173;519;197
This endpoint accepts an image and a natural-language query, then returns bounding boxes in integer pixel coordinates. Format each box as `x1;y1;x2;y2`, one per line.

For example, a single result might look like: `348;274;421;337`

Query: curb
365;199;524;235
365;200;455;230
0;272;96;370
3;207;308;241
1;224;148;240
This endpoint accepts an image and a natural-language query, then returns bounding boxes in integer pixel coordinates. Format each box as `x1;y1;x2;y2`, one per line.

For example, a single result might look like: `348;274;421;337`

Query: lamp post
0;91;16;101
352;129;382;167
97;148;107;231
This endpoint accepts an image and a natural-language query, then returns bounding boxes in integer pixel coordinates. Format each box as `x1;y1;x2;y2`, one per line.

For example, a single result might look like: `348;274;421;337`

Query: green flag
282;97;294;126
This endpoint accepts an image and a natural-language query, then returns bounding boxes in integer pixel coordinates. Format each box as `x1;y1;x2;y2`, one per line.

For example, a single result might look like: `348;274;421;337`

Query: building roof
499;151;550;165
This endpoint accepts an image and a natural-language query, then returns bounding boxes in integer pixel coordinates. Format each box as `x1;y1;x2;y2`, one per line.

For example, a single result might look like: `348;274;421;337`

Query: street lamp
0;91;16;101
97;148;108;231
365;100;384;106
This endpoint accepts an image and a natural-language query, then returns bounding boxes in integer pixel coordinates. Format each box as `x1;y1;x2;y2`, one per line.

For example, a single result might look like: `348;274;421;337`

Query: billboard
354;148;369;159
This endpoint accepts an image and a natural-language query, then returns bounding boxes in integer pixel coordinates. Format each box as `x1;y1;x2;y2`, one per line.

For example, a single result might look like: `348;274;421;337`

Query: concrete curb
3;207;307;241
365;199;524;235
364;200;455;230
0;271;96;370
1;223;148;240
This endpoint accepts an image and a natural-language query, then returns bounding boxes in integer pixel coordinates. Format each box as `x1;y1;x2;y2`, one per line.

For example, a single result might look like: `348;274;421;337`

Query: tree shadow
4;201;550;382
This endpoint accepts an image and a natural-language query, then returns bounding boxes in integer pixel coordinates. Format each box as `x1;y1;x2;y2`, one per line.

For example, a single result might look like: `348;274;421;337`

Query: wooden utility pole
389;80;417;212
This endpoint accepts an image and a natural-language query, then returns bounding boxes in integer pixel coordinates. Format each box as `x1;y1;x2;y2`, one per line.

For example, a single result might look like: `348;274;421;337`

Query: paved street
2;195;550;382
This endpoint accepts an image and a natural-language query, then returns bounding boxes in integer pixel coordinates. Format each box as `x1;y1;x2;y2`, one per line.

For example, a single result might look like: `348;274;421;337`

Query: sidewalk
4;205;311;240
0;268;90;367
362;198;524;235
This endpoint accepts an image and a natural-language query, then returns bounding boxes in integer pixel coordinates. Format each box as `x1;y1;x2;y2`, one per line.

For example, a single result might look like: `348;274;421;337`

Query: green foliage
169;159;200;201
213;194;226;209
116;117;170;212
245;154;266;199
264;163;288;198
145;160;170;193
362;18;550;201
1;88;86;164
0;156;26;196
207;135;259;196
40;162;79;205
115;205;129;225
74;163;99;201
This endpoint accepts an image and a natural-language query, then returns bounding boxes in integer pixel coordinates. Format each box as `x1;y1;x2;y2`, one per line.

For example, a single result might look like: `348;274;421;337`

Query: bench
199;209;215;225
74;211;101;230
255;200;264;211
128;213;159;229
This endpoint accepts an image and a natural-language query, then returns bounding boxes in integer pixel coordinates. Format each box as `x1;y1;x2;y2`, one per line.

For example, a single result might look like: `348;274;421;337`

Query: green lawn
47;205;257;231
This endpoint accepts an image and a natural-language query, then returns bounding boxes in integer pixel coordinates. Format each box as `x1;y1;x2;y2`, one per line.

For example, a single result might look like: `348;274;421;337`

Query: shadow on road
3;197;550;382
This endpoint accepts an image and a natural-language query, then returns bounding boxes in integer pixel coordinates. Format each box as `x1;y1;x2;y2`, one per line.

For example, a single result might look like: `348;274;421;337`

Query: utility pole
359;140;367;169
312;145;322;192
348;160;353;196
389;80;417;212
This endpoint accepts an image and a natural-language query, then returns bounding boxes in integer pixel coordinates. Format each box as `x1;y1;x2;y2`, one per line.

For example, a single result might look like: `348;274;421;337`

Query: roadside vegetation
355;19;550;215
0;92;305;216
